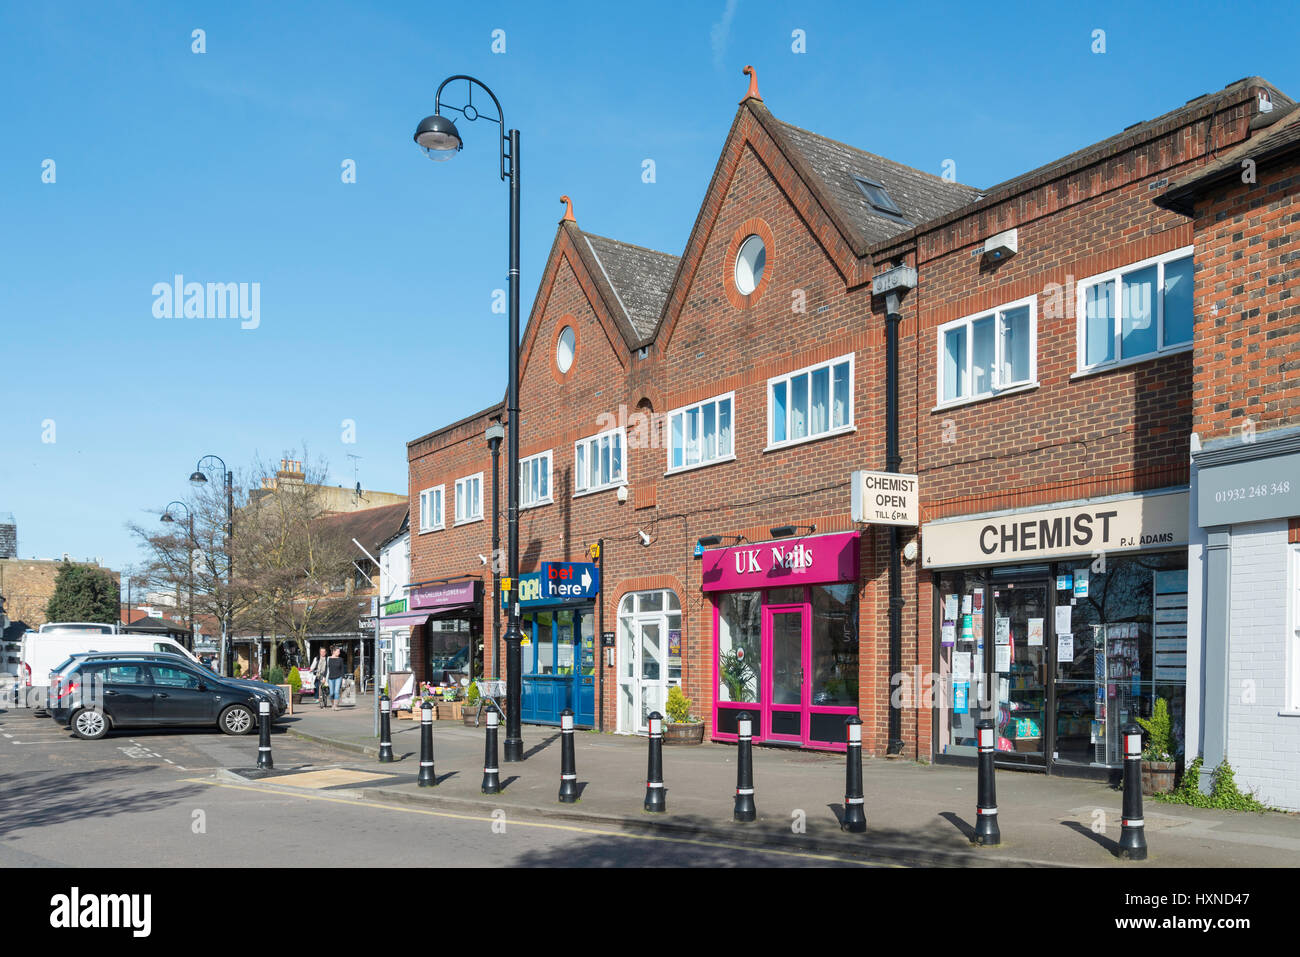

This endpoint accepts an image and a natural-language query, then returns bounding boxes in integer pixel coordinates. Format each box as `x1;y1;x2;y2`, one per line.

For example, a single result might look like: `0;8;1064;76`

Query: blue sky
2;0;1298;577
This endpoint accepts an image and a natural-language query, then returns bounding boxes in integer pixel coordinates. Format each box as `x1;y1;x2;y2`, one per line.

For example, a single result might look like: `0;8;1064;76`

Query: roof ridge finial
560;194;576;224
740;65;762;104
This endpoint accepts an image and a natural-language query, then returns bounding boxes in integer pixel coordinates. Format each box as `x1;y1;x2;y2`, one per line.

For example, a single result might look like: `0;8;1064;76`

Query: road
0;708;868;868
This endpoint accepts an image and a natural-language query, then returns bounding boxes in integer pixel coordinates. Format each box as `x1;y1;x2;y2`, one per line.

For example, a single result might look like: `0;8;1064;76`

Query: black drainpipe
875;264;915;757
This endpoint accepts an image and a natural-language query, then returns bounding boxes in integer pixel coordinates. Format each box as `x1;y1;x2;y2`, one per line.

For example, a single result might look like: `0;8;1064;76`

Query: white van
18;630;201;708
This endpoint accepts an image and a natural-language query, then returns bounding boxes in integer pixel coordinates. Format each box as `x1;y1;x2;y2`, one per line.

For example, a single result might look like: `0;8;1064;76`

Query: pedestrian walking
326;646;346;711
312;646;330;709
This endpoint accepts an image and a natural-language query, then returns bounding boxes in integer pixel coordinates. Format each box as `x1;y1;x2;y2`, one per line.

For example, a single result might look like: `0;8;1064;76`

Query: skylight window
853;176;903;217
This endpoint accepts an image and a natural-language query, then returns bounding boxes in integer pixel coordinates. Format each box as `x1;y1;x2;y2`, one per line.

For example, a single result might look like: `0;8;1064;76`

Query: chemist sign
851;470;919;526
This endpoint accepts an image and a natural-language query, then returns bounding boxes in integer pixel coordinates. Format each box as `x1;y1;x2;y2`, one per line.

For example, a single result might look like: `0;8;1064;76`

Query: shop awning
378;611;434;626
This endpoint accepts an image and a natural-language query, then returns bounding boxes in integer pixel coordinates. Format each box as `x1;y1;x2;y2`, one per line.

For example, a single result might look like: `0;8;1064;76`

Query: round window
734;234;766;296
556;325;575;374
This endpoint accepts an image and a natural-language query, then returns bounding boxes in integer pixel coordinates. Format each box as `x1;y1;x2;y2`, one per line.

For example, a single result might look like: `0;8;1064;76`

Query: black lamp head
697;535;722;548
189;471;208;486
160;512;174;523
770;524;816;538
414;113;462;161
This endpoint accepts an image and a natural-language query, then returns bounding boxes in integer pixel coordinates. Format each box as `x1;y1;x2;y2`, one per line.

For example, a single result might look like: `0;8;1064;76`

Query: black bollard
974;718;1000;845
644;711;666;813
733;711;756;823
842;715;866;833
417;700;436;787
482;706;501;794
1119;722;1148;860
558;709;578;803
378;694;394;763
256;698;273;770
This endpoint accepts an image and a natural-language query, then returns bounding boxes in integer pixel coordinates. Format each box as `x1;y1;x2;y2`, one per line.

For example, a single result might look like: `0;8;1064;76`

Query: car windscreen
50;655;85;674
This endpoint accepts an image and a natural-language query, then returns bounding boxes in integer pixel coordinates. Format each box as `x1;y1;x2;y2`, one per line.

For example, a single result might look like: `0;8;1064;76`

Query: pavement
272;694;1300;868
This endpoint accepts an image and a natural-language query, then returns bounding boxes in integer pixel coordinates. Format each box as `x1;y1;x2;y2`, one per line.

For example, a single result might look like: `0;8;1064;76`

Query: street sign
601;631;616;648
851;470;919;526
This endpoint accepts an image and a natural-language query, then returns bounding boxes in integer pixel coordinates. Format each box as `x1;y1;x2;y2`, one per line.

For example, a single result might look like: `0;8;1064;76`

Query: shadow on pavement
522;734;559;760
1061;819;1119;856
939;810;976;842
0;765;204;837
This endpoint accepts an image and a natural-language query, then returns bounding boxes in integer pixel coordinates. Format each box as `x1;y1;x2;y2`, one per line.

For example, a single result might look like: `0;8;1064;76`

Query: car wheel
219;704;255;735
71;708;109;740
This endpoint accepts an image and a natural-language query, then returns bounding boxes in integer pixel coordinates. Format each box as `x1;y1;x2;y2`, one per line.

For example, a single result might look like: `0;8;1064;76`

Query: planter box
663;721;705;745
435;702;463;721
1142;760;1176;796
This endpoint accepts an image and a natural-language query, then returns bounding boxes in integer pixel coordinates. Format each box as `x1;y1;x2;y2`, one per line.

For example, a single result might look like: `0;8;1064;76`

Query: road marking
184;777;888;867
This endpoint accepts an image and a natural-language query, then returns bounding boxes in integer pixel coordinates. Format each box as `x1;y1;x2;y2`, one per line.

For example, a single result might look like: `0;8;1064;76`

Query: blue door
520;606;596;727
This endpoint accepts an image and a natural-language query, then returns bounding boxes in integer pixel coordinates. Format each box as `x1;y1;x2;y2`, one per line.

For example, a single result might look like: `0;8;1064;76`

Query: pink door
763;604;808;744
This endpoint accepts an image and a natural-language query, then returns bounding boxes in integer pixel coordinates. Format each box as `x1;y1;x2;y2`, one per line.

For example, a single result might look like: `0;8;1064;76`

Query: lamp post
190;455;234;677
415;76;524;762
486;422;505;681
161;501;196;650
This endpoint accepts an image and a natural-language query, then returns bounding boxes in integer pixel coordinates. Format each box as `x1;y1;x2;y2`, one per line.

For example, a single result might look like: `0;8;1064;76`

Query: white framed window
574;427;625;495
418;485;444;532
937;294;1038;406
1075;247;1194;373
519;450;553;508
767;353;854;449
1290;544;1300;712
454;473;483;525
667;392;734;473
734;235;766;295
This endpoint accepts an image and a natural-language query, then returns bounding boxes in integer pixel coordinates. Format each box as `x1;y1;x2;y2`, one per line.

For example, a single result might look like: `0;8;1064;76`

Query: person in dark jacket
326;646;346;711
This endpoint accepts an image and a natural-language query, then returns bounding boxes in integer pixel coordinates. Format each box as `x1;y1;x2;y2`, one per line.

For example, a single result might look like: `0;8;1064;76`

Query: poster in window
944;594;959;620
994;644;1011;672
1057;632;1074;663
952;651;971;683
941;623;956;646
1073;569;1089;598
962;594;972;614
1027;618;1044;647
668;629;682;660
1054;604;1072;635
994;617;1011;645
954;682;969;714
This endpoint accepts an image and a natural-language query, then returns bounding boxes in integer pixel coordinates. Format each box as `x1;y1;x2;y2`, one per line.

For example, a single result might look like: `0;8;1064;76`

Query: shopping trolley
474;679;507;727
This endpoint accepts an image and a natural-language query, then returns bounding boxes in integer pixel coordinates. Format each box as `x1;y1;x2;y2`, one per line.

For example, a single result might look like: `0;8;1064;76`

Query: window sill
931;381;1039;413
417;526;445;535
453;516;484;528
573;483;626;500
1278;710;1300;718
665;454;737;478
764;425;856;454
1071;343;1193;380
521;498;554;511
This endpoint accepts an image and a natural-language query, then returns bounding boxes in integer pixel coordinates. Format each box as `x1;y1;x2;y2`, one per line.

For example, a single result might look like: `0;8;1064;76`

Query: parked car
50;657;287;739
47;651;287;716
20;630;202;709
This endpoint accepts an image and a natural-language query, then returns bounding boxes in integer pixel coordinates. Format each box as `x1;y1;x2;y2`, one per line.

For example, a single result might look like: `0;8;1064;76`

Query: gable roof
1156;101;1300;214
773;119;983;246
578;232;679;341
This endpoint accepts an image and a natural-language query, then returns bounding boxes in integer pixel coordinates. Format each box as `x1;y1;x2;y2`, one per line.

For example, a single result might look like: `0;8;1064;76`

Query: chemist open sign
850;470;919;527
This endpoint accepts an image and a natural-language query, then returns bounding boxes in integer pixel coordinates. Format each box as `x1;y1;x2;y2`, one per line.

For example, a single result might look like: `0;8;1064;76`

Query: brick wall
0;559;120;629
1190;161;1300;443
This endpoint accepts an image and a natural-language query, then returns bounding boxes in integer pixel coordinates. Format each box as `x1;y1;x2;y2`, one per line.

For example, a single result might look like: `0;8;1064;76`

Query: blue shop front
506;562;599;727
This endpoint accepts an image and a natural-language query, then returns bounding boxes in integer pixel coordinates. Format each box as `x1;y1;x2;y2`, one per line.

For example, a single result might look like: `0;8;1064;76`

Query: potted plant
436;685;463;721
287;666;303;706
662;686;705;745
462;680;481;726
718;650;756;703
1137;697;1178;795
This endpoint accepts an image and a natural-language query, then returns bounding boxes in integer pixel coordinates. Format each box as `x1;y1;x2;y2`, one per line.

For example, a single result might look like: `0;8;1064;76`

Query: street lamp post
190;455;234;677
161;501;196;650
415;76;524;762
486;423;504;680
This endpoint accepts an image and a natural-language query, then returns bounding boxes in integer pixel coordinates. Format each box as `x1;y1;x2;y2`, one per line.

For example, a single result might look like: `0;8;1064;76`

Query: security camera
478;554;488;565
638;530;651;547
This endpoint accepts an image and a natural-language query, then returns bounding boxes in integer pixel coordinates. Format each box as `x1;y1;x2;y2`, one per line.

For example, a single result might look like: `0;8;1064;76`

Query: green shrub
1156;756;1269;812
286;667;302;692
233;662;242;677
1136;697;1175;760
665;685;694;724
466;682;480;706
265;665;286;687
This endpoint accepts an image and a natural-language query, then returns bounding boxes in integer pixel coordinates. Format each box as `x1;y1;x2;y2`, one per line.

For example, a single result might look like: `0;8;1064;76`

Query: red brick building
406;71;1293;778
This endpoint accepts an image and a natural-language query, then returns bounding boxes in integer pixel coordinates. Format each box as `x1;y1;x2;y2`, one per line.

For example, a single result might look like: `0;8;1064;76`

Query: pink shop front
703;531;861;751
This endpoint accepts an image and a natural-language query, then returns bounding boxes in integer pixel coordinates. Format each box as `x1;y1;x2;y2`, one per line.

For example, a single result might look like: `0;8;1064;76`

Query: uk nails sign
701;531;860;592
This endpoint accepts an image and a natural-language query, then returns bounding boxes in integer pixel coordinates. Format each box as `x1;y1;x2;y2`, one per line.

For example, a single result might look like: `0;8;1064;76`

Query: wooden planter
663;721;705;745
435;702;463;721
463;710;481;726
1142;760;1177;795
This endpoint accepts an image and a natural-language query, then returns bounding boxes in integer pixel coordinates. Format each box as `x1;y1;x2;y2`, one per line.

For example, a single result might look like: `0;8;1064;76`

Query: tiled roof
579;232;680;342
315;502;409;557
773;119;983;247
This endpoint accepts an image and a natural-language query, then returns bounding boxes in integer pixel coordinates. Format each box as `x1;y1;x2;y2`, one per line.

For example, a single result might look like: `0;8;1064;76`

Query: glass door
991;581;1049;766
764;605;806;743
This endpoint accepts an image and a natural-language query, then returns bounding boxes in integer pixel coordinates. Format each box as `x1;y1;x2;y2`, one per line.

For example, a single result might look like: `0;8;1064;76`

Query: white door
616;591;681;733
